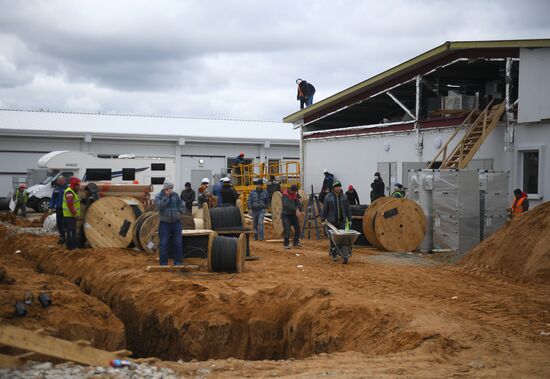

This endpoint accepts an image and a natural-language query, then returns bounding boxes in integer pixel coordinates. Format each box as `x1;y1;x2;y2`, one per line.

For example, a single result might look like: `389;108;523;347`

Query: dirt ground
0;212;549;378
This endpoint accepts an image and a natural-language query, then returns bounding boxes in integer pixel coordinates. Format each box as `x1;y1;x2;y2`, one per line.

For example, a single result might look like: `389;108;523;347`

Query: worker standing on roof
391;183;406;198
155;181;184;266
12;184;28;218
49;176;67;244
296;79;316;109
62;177;81;250
370;172;385;202
510;188;529;217
248;179;269;241
197;178;210;209
180;182;195;214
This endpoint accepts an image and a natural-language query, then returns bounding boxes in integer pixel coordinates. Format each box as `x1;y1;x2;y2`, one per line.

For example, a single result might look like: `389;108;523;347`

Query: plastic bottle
109;359;132;368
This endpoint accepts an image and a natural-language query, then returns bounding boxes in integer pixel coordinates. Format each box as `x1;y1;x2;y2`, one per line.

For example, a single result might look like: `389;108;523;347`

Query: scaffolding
231;161;301;212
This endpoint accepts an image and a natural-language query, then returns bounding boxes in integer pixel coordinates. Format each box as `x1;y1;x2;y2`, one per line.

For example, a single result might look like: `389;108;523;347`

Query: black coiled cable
210;236;238;273
209;206;243;230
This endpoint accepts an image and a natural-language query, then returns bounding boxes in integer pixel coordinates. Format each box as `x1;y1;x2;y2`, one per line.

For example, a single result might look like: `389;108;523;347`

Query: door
191;170;212;188
377;162;397;195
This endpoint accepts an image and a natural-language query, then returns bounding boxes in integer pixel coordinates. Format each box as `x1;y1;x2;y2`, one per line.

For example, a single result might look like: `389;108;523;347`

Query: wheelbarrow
323;221;360;264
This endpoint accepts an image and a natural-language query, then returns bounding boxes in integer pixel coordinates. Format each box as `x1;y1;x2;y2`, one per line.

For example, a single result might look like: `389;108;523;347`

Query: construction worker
234;152;245;185
319;169;334;203
155;181;184;266
266;175;281;200
281;184;303;249
370;172;385;202
321;181;352;260
212;178;224;206
220;177;240;206
62;177;81;250
391;183;406;198
197;178;210;209
180;182;195;213
510;188;529;216
12;184;28;218
49;176;67;244
345;185;360;205
248;179;269;241
296;79;316;109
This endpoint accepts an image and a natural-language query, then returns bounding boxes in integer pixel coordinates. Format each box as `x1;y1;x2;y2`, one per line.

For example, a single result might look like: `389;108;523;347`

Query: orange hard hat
239;152;244;156
70;177;81;186
133;180;139;184
19;183;27;189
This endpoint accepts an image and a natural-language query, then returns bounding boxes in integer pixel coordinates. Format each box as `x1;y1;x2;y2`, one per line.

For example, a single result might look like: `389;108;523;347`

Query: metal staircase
428;100;506;169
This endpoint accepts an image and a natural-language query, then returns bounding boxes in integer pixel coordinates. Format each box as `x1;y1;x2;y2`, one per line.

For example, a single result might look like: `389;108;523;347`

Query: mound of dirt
0;211;43;228
461;202;550;282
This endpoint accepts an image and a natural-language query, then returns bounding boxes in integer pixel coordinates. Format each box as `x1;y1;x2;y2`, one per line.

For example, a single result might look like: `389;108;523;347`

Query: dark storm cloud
0;0;548;119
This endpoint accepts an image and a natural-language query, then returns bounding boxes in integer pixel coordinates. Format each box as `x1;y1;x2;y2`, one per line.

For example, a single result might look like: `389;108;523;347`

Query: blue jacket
155;190;184;223
321;191;352;227
49;184;68;209
212;182;223;206
248;188;269;211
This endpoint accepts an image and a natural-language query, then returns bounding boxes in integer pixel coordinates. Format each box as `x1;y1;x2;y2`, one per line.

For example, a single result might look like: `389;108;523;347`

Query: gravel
0;361;179;379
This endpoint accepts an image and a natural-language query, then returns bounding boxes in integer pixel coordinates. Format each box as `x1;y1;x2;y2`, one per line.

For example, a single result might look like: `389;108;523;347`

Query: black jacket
321;173;334;191
180;188;196;204
321;191;352;228
297;81;316;100
282;190;303;216
345;190;360;205
220;185;240;206
370;178;385;202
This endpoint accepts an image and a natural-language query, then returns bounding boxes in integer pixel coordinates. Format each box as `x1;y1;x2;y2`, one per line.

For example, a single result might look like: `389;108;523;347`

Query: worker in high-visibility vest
12;184;28;218
62;177;81;250
510;188;529;217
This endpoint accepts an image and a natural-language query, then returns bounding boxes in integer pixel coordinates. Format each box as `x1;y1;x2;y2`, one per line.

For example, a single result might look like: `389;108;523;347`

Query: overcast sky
0;0;548;121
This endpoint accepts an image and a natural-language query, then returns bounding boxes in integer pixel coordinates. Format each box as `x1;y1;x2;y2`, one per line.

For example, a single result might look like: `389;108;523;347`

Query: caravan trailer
26;151;175;212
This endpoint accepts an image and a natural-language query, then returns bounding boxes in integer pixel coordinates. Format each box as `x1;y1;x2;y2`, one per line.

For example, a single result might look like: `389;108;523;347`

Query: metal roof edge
283;38;550;124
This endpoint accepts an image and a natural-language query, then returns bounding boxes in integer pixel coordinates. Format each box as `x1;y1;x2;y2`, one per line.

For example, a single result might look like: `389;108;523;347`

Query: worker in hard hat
212;177;224;207
12;184;28;218
197;177;211;209
510;188;529;217
62;177;81;250
391;183;406;198
319;169;334;203
220;177;240;206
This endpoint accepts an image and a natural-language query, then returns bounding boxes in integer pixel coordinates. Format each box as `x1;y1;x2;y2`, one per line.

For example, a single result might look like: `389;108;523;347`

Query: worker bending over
62;177;81;250
248;179;269;240
345;185;360;205
155;181;184;266
510;188;529;217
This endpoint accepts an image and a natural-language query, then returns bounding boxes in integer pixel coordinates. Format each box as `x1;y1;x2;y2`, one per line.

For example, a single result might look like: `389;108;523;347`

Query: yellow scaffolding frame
232;161;301;212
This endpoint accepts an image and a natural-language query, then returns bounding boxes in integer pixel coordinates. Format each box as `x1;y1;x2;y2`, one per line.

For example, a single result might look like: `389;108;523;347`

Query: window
522;151;539;194
151;177;165;185
151;163;165;171
84;169;112;181
122;168;136;181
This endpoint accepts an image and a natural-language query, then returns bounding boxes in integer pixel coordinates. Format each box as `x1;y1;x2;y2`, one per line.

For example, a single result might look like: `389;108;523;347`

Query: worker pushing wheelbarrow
320;180;359;264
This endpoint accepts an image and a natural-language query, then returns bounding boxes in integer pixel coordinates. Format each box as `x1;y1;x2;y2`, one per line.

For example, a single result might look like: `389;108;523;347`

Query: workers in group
49;176;67;244
12;184;28;218
345;185;360;205
197;178;210;208
180;182;195;213
62;177;81;250
296;79;316;109
391;183;405;198
155;181;184;266
321;180;352;260
220;177;240;206
248;179;269;241
319;169;334;203
282;184;304;249
370;172;385;202
510;188;529;216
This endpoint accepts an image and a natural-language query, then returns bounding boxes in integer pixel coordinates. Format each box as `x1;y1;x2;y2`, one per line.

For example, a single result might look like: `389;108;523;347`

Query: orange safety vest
511;195;527;215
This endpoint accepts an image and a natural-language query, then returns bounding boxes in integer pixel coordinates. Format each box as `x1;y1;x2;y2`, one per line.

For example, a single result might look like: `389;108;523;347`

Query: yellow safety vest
62;187;81;218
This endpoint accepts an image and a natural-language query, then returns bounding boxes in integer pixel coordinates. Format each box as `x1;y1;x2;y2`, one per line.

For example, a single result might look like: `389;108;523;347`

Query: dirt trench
0;227;453;362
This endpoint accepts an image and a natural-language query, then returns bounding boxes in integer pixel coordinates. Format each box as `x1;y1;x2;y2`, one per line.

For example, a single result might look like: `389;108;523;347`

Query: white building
284;39;550;207
0;110;299;195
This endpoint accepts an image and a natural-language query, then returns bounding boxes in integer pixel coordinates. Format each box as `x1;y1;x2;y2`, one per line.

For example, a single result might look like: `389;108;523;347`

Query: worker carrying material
248;179;269;241
12;184;28;218
321;180;352;260
510;188;529;216
62;177;81;250
154;181;184;266
296;79;316;109
391;183;405;198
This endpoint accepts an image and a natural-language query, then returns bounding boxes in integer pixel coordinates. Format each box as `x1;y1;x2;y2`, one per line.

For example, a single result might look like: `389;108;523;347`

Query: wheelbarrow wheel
343;256;349;264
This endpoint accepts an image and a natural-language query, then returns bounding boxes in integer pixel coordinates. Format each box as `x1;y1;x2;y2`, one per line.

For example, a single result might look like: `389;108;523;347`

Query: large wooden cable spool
270;191;284;237
84;196;144;248
193;218;204;229
139;213;160;254
236;199;246;227
373;198;426;252
363;197;392;249
202;203;211;230
132;211;155;250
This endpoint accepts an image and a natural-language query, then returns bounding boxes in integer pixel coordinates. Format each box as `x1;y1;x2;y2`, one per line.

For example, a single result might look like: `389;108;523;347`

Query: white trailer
26;151;175;212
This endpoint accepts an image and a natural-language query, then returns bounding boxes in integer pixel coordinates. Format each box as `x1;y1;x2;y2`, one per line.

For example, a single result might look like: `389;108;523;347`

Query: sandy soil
0;213;549;378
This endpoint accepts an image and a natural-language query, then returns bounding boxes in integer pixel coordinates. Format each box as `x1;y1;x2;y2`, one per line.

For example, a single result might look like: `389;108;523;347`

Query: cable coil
209;206;243;230
210;236;238;273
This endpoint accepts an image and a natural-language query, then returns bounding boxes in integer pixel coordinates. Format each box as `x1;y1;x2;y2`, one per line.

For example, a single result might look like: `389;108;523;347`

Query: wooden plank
0;325;120;367
74;340;92;347
216;229;254;235
264;238;284;243
182;229;212;237
112;349;133;357
146;265;201;273
0;353;25;368
15;352;39;359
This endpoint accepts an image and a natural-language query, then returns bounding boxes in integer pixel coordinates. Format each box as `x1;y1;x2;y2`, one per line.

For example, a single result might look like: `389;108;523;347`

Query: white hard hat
223;177;231;183
202;178;210;184
323;168;328;173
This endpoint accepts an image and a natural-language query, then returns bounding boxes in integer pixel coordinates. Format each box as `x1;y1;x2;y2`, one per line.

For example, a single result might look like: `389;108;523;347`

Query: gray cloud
0;0;548;120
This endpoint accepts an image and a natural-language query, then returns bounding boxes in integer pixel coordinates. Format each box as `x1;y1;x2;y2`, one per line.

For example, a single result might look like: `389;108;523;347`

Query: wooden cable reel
139;213;160;254
270;191;284;237
132;211;155;250
84;196;144;248
364;197;426;252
